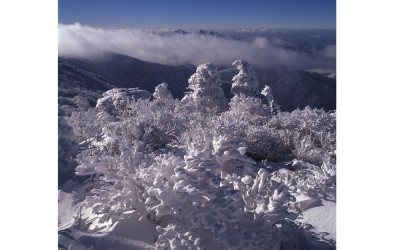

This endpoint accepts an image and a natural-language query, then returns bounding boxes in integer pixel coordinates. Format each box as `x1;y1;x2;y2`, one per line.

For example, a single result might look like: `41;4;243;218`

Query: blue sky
59;0;336;29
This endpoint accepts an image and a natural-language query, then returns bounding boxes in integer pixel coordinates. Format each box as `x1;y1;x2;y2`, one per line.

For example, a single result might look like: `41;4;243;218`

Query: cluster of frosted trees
63;60;336;249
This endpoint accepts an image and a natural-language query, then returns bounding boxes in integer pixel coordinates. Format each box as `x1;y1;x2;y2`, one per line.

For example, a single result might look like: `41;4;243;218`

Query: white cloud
319;44;336;59
253;37;269;49
58;23;330;69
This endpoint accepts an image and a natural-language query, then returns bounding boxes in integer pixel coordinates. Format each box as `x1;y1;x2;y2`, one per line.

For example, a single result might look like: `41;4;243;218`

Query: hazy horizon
58;22;337;31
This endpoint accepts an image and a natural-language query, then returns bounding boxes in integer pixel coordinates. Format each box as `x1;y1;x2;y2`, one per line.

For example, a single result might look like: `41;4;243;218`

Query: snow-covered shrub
227;94;271;124
74;139;153;234
268;107;336;165
96;88;152;117
136;135;296;250
130;100;184;148
292;158;336;189
213;94;276;161
175;112;212;147
181;62;228;114
272;158;336;199
73;95;91;110
69;83;188;231
72;125;297;248
96;93;182;152
67;108;113;143
72;83;180;163
58;104;75;117
58;95;93;117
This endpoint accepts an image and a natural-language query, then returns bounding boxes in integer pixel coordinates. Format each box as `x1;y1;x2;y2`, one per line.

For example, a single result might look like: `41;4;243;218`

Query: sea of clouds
59;23;334;69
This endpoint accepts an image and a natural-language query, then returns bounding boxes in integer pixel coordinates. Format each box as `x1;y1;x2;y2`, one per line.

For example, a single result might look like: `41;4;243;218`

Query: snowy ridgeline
58;60;336;250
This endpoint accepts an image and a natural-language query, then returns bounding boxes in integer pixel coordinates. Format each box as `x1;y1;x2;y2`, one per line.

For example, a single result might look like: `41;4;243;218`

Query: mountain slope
58;57;117;98
256;66;336;111
59;54;195;99
59;54;335;112
219;65;336;111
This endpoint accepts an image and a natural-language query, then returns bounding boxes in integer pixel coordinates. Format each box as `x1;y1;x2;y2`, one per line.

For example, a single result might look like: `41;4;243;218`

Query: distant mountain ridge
198;29;225;38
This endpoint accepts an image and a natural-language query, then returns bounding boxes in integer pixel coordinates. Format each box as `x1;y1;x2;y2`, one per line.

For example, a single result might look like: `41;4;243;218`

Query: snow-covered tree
231;60;260;97
261;85;280;114
153;82;173;101
181;62;228;114
153;82;176;112
231;60;279;116
229;60;275;124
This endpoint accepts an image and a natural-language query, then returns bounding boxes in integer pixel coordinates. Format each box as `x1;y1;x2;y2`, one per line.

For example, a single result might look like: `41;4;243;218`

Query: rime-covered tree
231;60;260;97
153;82;175;110
181;62;228;114
261;85;280;114
153;82;173;101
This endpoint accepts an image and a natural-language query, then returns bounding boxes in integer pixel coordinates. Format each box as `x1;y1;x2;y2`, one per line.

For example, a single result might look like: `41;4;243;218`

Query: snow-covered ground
59;179;336;250
296;188;336;241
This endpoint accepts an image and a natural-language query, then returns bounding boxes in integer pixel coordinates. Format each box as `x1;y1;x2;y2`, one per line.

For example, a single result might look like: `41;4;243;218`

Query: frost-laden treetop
182;62;228;114
231;59;260;97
